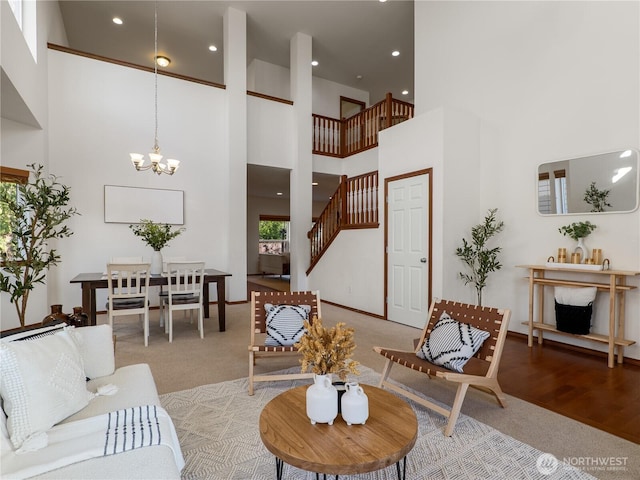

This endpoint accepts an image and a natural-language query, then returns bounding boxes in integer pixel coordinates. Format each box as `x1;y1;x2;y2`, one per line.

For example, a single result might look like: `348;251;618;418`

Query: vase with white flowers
129;219;184;275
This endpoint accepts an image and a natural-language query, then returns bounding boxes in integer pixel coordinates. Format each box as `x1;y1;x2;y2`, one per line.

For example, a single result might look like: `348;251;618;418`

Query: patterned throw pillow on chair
264;304;311;346
416;311;490;373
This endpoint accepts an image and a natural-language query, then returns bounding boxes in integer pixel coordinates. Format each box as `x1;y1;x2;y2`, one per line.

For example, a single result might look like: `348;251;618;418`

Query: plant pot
151;250;163;275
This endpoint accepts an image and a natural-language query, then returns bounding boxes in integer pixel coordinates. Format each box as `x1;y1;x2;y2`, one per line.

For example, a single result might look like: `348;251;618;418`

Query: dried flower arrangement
295;317;360;381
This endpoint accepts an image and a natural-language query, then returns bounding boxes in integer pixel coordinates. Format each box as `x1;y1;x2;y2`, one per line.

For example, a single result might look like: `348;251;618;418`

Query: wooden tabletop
259;384;418;476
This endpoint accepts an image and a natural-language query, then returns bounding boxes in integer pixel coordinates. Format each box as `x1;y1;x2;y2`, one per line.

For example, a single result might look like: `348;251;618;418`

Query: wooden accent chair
374;298;511;436
248;290;321;395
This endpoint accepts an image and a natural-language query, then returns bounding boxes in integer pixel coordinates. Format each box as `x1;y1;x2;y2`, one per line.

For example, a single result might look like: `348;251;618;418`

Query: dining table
69;268;232;331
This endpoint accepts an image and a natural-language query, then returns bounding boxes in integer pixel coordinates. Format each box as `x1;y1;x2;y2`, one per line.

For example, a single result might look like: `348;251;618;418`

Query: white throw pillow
0;330;91;450
264;303;311;346
554;286;597;307
416;311;490;373
69;325;115;379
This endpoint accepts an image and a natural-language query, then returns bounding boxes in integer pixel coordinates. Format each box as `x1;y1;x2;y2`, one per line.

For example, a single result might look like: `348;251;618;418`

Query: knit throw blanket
1;406;184;479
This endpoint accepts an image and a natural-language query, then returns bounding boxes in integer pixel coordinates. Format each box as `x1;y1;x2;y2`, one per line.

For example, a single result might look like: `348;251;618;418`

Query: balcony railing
313;93;414;158
307;171;378;274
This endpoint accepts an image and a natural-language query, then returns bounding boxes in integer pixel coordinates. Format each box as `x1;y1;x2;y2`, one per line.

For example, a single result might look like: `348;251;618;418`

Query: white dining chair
106;263;151;346
160;261;205;342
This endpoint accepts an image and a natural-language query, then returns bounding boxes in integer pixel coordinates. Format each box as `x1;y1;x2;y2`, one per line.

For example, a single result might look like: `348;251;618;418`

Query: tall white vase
574;238;588;264
306;374;338;425
151;250;163;275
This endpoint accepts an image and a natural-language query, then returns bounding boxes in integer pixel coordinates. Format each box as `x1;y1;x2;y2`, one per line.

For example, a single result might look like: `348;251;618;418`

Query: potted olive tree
129;219;184;275
0;164;79;327
455;208;505;306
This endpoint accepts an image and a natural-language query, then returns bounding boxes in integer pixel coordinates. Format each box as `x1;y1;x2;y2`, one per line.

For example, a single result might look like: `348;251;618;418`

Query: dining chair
106;263;151;346
248;290;321;395
159;261;206;342
158;256;186;329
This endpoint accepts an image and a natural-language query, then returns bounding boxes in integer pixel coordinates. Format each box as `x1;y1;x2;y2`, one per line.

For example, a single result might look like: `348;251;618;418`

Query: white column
224;7;247;301
289;33;313;291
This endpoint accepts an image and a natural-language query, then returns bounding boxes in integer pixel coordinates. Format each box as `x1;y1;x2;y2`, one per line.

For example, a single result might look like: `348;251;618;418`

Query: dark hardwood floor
499;334;640;444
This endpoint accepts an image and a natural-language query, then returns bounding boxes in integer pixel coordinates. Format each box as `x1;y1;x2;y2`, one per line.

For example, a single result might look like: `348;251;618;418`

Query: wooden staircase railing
307;171;378;274
313;93;414;158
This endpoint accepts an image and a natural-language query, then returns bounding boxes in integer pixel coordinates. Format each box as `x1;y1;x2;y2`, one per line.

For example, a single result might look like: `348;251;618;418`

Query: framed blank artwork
104;185;184;224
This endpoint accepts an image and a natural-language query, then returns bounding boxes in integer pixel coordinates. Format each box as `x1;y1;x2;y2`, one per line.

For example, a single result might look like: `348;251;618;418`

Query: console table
517;265;639;368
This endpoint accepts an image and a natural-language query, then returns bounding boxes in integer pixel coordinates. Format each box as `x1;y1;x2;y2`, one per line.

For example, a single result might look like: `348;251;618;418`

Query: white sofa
0;324;184;479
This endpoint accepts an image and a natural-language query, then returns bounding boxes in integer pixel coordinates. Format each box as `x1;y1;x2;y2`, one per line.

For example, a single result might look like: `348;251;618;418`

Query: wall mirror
537;149;639;215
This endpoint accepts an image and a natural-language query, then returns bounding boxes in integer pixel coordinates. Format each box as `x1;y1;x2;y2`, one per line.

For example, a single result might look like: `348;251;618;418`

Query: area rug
160;366;594;480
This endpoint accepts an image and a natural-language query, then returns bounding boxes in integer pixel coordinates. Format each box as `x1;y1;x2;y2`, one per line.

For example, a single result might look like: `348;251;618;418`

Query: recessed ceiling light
112;17;123;25
276;192;283;196
356;75;363;80
208;45;217;52
155;56;171;67
392;50;400;57
312;182;319;186
311;60;319;66
402;90;409;95
379;0;387;3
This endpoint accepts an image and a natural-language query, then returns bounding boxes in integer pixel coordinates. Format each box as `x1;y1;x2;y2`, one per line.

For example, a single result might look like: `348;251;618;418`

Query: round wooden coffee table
259;384;417;479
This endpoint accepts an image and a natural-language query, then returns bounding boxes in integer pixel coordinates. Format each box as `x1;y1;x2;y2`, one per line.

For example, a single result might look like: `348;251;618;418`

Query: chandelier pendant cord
153;0;159;153
129;0;179;174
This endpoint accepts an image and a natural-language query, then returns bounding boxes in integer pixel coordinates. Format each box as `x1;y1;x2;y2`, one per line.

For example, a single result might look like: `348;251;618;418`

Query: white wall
247;59;290;100
414;1;640;359
0;1;67;329
247;95;294;169
46;50;232;313
312;76;370;119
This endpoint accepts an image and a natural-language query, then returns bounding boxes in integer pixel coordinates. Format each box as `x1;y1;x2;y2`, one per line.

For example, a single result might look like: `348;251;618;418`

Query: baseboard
319;299;385;320
506;331;640;367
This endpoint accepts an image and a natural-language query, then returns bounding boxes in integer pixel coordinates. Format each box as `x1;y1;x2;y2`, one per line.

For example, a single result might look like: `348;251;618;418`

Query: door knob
420;258;427;263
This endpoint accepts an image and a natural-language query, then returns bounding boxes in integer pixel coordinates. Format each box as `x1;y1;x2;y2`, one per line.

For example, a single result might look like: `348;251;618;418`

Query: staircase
307;171;379;274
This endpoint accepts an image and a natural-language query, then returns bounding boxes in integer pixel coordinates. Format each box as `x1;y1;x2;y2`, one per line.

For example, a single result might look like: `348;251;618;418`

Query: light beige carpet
160;366;595;480
107;302;639;480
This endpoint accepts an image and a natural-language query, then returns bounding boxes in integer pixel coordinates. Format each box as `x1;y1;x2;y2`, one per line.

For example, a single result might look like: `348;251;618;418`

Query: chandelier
130;1;179;175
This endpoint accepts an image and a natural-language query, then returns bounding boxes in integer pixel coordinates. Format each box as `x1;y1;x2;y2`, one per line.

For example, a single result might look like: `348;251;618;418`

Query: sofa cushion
416;311;490;373
62;364;160;424
0;330;91;450
264;303;310;346
69;325;115;379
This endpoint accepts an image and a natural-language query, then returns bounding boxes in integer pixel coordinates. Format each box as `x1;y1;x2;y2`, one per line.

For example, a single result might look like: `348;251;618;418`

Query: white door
387;173;430;328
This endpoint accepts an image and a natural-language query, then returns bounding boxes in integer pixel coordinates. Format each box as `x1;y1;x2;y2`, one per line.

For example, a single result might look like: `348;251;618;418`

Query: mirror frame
537;149;639;216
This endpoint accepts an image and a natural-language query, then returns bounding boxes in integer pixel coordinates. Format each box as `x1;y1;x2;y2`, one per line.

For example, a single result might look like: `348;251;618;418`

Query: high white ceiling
56;0;414;203
57;0;415;104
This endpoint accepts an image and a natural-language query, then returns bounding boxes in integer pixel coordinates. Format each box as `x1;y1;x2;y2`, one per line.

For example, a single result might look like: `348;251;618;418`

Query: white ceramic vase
574;237;588;264
306;374;338;425
151;250;163;275
341;382;369;425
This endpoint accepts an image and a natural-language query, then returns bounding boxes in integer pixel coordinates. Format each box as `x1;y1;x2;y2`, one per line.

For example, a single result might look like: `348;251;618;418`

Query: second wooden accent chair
374;298;511;436
248;290;321;395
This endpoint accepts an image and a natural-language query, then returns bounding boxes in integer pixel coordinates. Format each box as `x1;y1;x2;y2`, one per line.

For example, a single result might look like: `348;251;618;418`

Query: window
0;167;29;257
259;217;289;254
553;169;568;214
537;172;551;214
